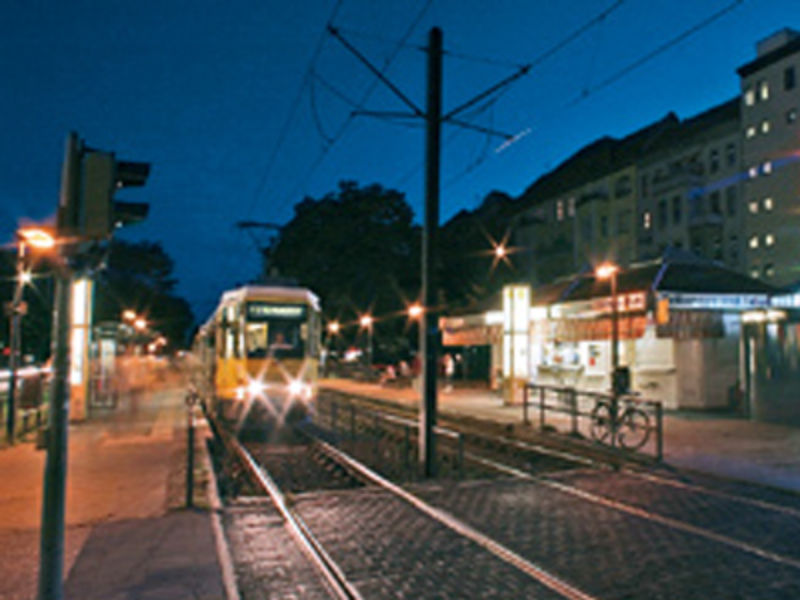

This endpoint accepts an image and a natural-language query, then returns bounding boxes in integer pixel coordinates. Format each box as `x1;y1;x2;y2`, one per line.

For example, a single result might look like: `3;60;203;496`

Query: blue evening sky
1;0;795;320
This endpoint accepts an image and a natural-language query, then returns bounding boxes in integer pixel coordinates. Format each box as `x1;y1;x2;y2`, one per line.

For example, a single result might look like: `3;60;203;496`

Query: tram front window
245;302;307;358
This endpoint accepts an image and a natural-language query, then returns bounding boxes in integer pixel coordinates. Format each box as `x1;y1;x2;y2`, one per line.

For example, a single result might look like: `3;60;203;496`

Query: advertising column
503;284;530;405
69;277;93;421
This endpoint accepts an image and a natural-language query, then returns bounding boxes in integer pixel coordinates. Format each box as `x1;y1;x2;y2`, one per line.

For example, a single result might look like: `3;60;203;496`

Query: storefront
441;255;784;411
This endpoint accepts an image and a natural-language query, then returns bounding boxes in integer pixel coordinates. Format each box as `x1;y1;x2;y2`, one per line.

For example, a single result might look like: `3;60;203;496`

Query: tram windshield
244;302;307;359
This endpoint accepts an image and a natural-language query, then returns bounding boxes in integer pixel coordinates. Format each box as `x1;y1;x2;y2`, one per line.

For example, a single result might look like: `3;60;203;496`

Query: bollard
457;433;464;480
569;389;578;436
656;402;664;462
404;425;411;475
522;384;529;426
539;387;546;430
185;389;198;508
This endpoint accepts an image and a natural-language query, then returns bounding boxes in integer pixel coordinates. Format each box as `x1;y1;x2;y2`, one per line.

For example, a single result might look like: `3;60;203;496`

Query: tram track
213;405;800;599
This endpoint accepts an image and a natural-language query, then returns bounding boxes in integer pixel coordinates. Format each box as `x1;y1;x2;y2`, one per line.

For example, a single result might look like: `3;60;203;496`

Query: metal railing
0;368;50;444
322;396;466;479
523;383;663;461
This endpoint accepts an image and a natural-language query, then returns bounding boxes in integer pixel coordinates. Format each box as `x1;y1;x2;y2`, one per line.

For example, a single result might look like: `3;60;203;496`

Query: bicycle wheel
589;402;614;444
617;407;651;450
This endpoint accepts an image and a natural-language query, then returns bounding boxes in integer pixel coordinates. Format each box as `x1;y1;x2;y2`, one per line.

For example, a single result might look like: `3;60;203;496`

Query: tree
438;190;518;310
94;240;194;348
268;181;421;360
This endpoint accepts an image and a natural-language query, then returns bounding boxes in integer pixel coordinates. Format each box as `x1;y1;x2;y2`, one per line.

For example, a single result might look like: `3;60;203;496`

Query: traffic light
56;133;151;239
82;151;151;238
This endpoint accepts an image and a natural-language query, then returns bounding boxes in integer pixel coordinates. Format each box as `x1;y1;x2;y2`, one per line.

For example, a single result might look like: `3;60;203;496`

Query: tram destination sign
247;302;306;320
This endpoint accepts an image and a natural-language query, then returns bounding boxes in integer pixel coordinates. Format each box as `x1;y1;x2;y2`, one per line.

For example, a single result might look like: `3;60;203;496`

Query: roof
738;31;800;77
516;98;739;210
546;254;780;305
218;285;320;311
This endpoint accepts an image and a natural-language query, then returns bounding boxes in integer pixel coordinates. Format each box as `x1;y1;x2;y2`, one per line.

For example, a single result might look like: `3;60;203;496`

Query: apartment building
514;28;800;289
738;28;800;285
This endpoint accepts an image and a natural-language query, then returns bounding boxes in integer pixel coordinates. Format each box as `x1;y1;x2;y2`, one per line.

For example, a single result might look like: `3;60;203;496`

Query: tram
194;284;321;426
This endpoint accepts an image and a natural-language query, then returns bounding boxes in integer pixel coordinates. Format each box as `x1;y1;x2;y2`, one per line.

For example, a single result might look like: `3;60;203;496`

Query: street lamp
595;262;621;391
360;314;373;367
407;302;423;320
5;227;55;442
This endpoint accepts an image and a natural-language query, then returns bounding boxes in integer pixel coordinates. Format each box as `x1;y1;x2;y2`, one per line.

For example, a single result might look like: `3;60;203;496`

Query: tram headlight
288;379;312;400
247;379;265;398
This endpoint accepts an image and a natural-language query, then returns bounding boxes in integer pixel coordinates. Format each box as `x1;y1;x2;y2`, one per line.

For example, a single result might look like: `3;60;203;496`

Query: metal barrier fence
523;383;663;461
322;395;466;479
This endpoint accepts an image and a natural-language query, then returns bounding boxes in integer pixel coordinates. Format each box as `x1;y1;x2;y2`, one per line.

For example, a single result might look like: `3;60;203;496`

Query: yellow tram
194;284;321;422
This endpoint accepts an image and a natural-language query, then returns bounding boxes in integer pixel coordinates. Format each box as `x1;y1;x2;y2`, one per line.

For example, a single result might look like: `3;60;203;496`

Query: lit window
787;108;798;123
761;119;771;134
556;199;564;221
567;197;575;217
763;197;774;211
746;125;756;138
748;166;758;179
751;269;760;279
749;235;759;249
765;233;775;247
749;200;759;214
759;80;770;101
744;87;755;106
765;263;775;278
643;211;652;230
763;161;773;175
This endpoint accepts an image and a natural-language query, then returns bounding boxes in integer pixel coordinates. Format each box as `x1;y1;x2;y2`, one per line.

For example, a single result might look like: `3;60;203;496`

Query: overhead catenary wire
274;0;433;212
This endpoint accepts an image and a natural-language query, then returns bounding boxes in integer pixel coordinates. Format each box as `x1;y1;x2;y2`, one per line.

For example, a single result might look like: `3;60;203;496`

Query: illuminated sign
247;303;306;320
503;285;530;379
660;293;769;310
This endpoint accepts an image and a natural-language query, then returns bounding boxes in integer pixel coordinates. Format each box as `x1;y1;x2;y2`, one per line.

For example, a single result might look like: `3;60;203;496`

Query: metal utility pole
328;25;525;478
37;132;80;600
420;27;442;477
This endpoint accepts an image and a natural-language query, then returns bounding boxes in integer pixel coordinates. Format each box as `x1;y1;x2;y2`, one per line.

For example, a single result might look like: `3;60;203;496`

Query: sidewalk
320;378;800;493
0;380;228;600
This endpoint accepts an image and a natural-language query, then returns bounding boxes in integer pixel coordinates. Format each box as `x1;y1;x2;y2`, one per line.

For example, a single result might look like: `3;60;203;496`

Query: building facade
513;28;800;289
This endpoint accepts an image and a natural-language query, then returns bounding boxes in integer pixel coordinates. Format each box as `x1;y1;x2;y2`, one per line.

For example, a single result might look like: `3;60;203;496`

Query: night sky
2;0;796;320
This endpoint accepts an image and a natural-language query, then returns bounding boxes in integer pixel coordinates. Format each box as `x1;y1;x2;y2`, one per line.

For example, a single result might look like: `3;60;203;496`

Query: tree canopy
94;240;194;348
268;181;420;359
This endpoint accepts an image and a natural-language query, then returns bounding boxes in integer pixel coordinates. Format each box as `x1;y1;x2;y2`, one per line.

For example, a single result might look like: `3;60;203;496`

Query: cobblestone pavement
412;476;800;599
224;497;333;600
227;487;567;599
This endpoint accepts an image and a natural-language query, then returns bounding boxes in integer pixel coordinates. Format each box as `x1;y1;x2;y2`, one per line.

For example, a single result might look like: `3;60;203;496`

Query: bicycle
589;396;651;450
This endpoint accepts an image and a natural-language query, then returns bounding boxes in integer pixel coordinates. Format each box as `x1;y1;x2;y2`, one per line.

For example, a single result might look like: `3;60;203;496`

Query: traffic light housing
57;133;151;239
82;151;151;238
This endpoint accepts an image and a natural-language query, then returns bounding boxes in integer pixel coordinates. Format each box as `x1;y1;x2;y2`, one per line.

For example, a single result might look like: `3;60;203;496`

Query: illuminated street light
327;321;340;335
494;244;507;259
407;303;423;320
18;227;55;250
595;262;624;397
360;314;374;367
122;309;137;322
5;226;56;442
134;317;147;331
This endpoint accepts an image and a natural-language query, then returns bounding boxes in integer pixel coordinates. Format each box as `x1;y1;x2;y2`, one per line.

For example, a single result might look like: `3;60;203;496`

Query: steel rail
311;436;598;600
228;437;364;600
473;453;800;571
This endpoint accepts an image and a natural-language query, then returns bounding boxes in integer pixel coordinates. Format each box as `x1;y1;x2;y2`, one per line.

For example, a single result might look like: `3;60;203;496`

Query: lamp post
360;314;373;368
5;228;55;443
595;262;620;385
